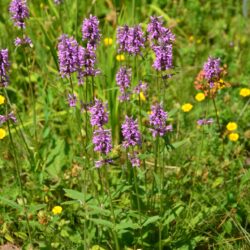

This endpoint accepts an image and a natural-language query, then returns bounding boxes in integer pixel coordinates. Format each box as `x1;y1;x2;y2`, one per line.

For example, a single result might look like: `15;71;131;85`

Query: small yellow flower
116;54;125;61
189;36;194;43
181;103;193;112
139;92;146;102
226;122;237;131
0;95;5;105
52;206;62;215
0;128;6;139
104;37;113;46
240;88;250;97
195;92;205;102
228;133;239;142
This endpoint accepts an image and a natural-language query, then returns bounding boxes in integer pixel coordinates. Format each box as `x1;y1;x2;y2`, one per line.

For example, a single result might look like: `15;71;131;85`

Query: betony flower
149;103;172;137
93;128;112;155
95;158;113;168
133;81;148;94
203;57;221;83
58;34;79;78
67;93;77;107
197;118;213;126
0;112;17;125
14;36;32;47
9;0;29;29
152;44;173;71
54;0;63;4
0;49;10;87
89;98;108;127
128;152;140;167
116;67;132;101
117;25;130;53
82;15;101;50
121;116;141;148
147;16;164;41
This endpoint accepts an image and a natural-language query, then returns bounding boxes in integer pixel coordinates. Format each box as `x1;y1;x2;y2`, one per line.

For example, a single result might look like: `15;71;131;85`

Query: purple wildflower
9;0;29;29
158;27;175;44
117;25;130;53
82;15;101;50
0;112;17;125
0;49;10;87
128;152;140;167
54;0;63;4
89;98;108;127
116;67;131;100
58;34;79;78
14;36;32;47
95;158;113;168
203;57;221;82
147;16;164;41
121;116;141;148
127;25;145;55
197;118;214;126
149;103;172;137
133;81;148;94
67;93;77;107
117;25;145;55
93;128;112;155
153;44;173;71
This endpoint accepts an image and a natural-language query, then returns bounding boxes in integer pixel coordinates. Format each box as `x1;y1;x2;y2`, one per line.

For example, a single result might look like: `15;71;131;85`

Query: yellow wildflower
116;54;125;61
104;37;113;46
0;128;6;139
226;122;237;131
0;95;5;105
228;133;239;142
139;92;146;102
181;103;193;112
240;88;250;97
52;206;62;215
195;93;205;102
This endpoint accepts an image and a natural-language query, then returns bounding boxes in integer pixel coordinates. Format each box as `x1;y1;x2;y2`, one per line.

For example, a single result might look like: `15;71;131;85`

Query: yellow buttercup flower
240;88;250;97
104;37;113;46
0;128;6;139
0;95;5;105
116;54;125;61
181;103;193;112
226;122;237;131
139;92;146;102
52;206;62;215
228;133;239;142
195;93;205;102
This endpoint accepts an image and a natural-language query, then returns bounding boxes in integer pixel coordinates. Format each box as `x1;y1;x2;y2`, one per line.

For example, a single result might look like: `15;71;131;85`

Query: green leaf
212;177;224;188
64;189;92;203
142;215;160;227
89;218;113;229
28;204;47;213
115;221;140;231
0;196;22;210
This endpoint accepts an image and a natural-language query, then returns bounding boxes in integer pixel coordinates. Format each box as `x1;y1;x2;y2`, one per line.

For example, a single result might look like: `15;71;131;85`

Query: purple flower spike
58;34;79;78
67;93;77;107
89;98;108;127
95;158;113;168
82;15;101;50
203;57;221;82
54;0;63;4
14;36;32;47
0;112;17;125
9;0;29;29
128;152;140;167
0;49;10;87
122;116;141;148
149;103;171;137
153;44;173;71
197;118;214;126
117;25;130;53
116;67;131;89
93;128;112;155
133;81;148;94
147;16;164;41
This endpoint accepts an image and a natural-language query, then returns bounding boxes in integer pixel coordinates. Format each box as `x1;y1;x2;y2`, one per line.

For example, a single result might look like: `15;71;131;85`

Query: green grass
0;0;250;249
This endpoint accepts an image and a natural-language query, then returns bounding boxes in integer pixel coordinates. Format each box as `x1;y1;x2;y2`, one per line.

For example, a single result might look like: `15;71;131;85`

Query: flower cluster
82;15;101;50
67;93;77;107
0;49;10;87
0;112;17;125
148;16;175;71
9;0;29;29
116;67;132;101
89;98;108;128
194;57;230;98
14;36;32;47
93;128;112;155
117;25;145;55
197;118;213;126
149;103;172;137
122;116;141;167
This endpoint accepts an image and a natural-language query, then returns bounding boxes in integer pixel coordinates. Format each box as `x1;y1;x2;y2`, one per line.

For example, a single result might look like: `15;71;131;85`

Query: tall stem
212;97;220;131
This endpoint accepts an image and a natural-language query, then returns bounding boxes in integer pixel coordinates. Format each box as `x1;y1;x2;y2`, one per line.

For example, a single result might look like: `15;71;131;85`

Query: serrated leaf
89;218;113;229
0;196;22;210
64;189;91;203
